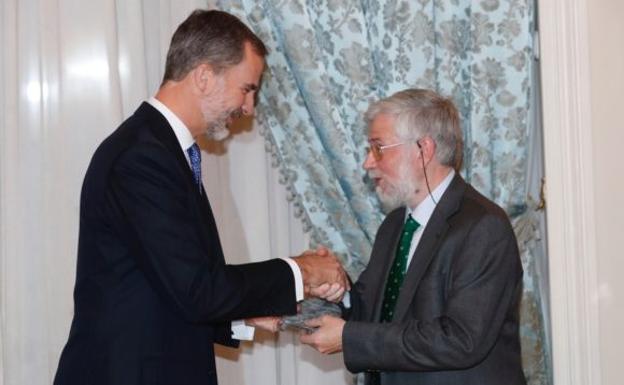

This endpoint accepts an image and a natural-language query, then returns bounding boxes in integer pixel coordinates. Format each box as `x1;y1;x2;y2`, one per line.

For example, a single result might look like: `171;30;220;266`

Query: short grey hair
365;88;463;170
162;10;267;82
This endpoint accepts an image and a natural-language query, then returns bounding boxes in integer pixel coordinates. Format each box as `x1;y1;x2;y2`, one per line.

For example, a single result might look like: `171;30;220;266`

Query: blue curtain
215;0;549;383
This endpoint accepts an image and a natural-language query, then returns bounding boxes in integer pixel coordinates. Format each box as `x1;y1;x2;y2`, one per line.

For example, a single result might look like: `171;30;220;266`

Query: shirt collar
407;169;456;228
147;97;195;152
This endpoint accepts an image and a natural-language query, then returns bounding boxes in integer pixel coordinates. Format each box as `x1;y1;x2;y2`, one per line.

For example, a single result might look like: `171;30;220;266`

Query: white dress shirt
405;169;455;266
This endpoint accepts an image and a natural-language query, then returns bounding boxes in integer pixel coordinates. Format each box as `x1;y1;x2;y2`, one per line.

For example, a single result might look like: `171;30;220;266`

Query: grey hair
162;10;267;82
365;88;463;170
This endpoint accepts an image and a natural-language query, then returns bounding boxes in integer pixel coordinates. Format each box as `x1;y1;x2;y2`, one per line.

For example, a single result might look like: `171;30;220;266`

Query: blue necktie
187;143;202;193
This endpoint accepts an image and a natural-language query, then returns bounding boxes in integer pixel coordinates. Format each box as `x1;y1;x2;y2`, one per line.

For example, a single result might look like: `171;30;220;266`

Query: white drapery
0;1;348;384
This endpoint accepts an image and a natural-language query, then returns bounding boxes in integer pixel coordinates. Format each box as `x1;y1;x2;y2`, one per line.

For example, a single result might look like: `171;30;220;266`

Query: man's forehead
368;113;398;140
223;45;265;85
243;52;265;83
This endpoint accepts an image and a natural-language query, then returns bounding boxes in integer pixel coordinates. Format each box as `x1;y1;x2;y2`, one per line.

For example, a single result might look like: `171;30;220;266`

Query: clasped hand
245;246;348;333
294;246;350;298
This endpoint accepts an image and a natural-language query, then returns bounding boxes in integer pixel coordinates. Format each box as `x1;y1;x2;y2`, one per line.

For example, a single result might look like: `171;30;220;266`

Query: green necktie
380;214;420;322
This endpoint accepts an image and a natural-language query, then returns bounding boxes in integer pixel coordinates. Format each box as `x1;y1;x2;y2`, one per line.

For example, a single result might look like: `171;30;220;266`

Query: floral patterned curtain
213;0;549;383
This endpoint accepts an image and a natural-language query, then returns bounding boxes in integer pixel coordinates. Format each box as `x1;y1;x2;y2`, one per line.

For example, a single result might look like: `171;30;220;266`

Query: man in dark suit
301;89;526;385
54;10;348;385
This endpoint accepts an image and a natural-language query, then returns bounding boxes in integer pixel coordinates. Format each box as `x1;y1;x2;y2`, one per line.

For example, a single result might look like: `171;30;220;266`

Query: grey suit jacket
343;174;526;385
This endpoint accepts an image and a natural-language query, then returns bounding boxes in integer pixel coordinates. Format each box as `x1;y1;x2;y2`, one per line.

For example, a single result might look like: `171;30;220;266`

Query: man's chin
376;188;403;214
205;124;229;141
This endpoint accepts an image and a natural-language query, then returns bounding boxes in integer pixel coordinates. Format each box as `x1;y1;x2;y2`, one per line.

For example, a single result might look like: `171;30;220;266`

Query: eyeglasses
366;141;406;161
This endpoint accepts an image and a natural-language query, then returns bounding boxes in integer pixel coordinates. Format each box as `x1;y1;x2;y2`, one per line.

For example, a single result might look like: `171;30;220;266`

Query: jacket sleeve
104;142;297;324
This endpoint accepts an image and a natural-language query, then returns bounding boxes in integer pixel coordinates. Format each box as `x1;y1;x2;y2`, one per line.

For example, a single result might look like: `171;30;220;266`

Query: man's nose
363;150;376;170
242;94;255;116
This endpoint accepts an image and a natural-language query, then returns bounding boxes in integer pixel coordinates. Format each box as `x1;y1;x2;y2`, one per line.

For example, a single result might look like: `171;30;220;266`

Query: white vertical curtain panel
0;1;347;385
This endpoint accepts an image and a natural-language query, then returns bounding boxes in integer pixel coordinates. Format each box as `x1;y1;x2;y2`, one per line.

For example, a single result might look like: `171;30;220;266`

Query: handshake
246;246;349;333
294;246;350;302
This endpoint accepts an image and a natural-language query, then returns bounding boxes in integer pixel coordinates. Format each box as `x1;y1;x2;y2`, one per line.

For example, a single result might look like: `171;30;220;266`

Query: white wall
587;2;624;385
540;1;624;384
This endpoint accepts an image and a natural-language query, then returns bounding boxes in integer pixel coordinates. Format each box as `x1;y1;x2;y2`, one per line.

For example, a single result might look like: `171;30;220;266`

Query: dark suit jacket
54;103;297;385
343;174;526;385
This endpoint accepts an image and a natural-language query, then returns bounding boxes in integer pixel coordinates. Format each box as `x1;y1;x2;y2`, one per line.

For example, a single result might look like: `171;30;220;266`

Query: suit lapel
393;174;466;321
137;103;226;262
369;209;406;321
196;186;226;263
137;103;197;192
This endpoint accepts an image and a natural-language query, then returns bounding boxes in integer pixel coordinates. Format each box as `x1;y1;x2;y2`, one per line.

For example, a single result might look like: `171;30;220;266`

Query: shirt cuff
281;257;304;302
342;291;351;308
231;320;255;341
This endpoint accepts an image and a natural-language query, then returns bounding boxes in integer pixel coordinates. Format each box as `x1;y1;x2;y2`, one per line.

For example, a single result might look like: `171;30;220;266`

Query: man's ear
192;63;217;94
417;136;436;164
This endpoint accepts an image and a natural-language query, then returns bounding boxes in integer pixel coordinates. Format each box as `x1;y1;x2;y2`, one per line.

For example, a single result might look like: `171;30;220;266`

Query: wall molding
538;0;602;384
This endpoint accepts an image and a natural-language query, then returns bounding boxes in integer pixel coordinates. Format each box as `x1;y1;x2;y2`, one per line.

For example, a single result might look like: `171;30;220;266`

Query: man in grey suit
300;89;526;385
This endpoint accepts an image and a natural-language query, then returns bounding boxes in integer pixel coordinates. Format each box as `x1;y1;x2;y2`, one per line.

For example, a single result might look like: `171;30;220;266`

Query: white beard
199;78;238;141
204;115;230;141
370;157;419;213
